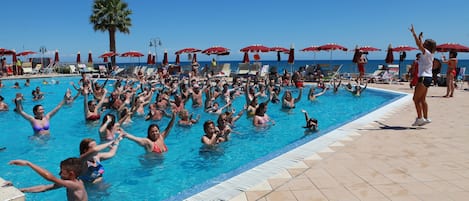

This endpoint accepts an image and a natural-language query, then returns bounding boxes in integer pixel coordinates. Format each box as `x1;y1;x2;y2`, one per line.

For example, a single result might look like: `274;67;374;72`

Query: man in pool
9;157;88;201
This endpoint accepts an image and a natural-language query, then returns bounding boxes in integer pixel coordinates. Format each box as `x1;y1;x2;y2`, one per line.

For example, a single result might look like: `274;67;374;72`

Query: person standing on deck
409;24;436;126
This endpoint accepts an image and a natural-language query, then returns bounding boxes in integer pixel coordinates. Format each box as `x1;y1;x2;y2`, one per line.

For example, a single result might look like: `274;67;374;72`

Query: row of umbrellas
1;43;469;65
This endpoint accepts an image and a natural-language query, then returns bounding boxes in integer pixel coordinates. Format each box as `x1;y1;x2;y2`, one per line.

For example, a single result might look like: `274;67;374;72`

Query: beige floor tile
373;183;411;197
287;168;307;177
282;177;318;191
384;195;422;201
447;191;469;201
230;193;247;201
382;172;419;184
319;186;360;201
291;189;328;201
264;191;297;201
414;193;455;201
345;183;388;200
268;178;291;189
245;191;270;201
448;179;469;191
399;182;434;195
423;180;464;193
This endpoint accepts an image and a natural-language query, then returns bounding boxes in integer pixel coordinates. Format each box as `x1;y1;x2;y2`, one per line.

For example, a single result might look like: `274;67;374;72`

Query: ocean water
116;59;469;76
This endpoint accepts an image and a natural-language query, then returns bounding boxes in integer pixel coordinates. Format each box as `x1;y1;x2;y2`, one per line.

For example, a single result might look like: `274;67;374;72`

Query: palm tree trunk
109;28;116;67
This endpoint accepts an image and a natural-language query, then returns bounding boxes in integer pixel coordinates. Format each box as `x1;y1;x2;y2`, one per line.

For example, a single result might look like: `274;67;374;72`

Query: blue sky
2;0;469;62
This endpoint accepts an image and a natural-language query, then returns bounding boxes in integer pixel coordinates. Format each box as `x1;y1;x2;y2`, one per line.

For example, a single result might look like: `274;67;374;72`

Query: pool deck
223;83;469;201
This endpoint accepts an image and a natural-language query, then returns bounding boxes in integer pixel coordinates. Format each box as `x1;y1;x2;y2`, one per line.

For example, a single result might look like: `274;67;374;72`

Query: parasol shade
87;52;93;63
202;46;230;55
436;43;469;52
175;48;201;54
16;50;36;56
120;51;144;57
76;52;81;63
240;44;270;53
392;45;417;52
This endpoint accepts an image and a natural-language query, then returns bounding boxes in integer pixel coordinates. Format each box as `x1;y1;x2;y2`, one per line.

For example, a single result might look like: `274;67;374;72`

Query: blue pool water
0;76;402;200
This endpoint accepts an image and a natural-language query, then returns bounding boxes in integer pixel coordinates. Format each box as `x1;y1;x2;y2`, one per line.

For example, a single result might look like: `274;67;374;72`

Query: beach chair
69;64;78;74
237;63;250;75
214;63;231;77
32;64;42;74
98;65;108;78
249;62;261;76
260;64;270;78
6;66;14;76
22;62;33;74
456;67;466;89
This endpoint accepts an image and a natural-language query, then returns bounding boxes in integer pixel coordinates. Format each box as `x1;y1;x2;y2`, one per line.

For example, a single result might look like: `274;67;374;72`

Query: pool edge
183;88;410;201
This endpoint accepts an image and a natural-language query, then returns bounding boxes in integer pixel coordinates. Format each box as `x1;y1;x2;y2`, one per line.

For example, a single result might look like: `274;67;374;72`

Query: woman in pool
98;114;120;141
201;120;227;145
0;95;9;111
253;102;274;127
178;109;200;126
121;113;176;153
84;87;107;122
301;109;318;131
15;92;67;136
308;85;328;101
281;88;302;109
79;135;123;183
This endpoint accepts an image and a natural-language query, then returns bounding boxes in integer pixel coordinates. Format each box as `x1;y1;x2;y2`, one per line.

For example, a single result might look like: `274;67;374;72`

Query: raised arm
161;113;176;139
15;98;34;122
294;88;303;103
9;160;80;192
409;24;425;53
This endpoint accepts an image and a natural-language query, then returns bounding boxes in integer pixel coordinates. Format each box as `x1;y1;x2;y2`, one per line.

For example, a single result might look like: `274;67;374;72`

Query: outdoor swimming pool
0;76;403;200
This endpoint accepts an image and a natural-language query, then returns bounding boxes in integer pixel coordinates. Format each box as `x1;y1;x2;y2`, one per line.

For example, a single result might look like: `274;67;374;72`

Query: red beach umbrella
242;52;250;63
99;51;118;58
357;46;381;52
175;54;180;65
152;55;156;64
318;43;348;63
202;46;230;55
162;51;168;65
87;51;93;63
120;51;144;57
436;43;469;52
54;50;59;63
16;50;36;56
270;46;289;53
240;44;270;53
0;48;15;55
175;48;201;55
301;45;321;63
392;45;417;52
76;52;81;64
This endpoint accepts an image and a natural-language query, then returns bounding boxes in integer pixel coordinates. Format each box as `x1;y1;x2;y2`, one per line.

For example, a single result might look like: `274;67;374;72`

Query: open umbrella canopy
16;50;36;56
120;51;144;57
99;51;118;58
392;45;417;52
436;43;469;52
318;43;348;51
270;46;289;53
0;48;15;55
175;48;201;54
240;44;270;53
357;46;381;52
301;46;321;52
202;46;230;55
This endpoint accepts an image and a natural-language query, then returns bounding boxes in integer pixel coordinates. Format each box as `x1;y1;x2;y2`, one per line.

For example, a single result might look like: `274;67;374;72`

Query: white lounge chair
22;62;33;74
69;65;78;74
249;62;261;76
237;63;250;75
32;64;42;74
260;64;270;78
214;63;231;77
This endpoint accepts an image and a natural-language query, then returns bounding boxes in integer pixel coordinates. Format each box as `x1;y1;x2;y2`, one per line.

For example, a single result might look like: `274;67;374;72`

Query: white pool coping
185;88;411;201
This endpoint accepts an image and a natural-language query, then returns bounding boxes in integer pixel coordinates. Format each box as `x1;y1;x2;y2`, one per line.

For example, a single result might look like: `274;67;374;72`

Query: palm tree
90;0;132;66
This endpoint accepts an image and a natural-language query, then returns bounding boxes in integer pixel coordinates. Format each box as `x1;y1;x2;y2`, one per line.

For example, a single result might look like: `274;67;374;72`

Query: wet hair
416;53;421;57
255;103;267;116
203;120;215;133
60;157;84;176
423;39;437;53
0;96;3;101
79;138;95;154
147;124;160;139
33;104;42;115
102;114;116;130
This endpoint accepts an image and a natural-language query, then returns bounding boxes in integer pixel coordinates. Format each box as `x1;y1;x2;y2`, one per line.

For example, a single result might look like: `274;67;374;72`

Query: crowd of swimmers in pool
1;70;368;200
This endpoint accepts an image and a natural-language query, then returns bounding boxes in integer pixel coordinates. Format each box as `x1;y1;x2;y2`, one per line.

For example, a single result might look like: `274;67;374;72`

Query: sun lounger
237;63;250;75
22;62;33;74
249;62;262;76
214;63;231;77
32;64;42;74
260;64;269;78
69;64;78;74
